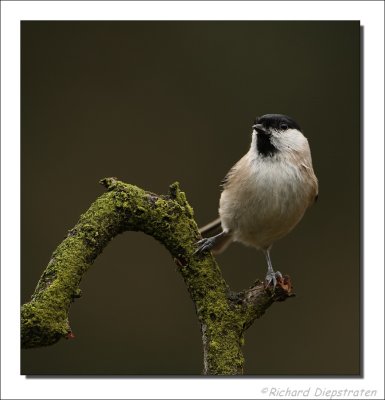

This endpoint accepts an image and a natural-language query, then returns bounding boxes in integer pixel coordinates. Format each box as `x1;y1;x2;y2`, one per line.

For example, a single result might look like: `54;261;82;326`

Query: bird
195;114;318;287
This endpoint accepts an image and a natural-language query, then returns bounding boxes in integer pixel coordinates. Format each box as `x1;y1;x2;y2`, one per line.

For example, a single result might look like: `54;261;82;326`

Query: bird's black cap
254;114;302;132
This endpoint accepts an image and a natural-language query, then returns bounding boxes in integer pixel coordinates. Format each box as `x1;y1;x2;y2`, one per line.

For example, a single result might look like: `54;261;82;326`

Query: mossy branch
21;178;294;375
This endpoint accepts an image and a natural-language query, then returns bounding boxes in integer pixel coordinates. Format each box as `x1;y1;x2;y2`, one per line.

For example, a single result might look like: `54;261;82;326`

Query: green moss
21;177;269;375
21;302;69;348
22;189;128;348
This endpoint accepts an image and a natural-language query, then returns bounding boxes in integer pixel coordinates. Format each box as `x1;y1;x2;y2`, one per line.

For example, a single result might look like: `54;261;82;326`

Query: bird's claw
194;237;215;255
264;270;283;289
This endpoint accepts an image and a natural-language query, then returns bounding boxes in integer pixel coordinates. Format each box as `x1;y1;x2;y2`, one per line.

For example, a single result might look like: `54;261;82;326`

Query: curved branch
21;178;294;375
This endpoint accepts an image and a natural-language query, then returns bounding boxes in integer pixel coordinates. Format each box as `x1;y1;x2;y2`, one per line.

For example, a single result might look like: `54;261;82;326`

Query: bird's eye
280;123;288;130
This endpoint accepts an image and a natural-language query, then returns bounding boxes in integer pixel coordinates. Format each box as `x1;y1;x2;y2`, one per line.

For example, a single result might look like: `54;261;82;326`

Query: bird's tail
199;217;222;237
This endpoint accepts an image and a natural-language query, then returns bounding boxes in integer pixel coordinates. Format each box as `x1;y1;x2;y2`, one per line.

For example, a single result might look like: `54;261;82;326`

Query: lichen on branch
21;178;294;375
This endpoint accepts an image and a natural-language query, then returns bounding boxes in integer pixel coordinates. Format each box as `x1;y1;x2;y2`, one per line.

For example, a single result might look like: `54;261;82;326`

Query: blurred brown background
21;21;360;375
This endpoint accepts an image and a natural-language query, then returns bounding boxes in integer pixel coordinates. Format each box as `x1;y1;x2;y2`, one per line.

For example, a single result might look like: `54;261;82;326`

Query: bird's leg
194;230;231;255
263;248;282;288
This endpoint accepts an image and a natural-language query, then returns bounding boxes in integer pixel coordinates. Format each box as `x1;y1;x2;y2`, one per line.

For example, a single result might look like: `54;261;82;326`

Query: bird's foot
194;237;216;255
264;270;283;289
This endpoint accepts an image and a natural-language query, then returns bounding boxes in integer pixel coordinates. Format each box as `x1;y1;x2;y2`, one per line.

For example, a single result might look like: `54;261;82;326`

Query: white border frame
1;1;384;399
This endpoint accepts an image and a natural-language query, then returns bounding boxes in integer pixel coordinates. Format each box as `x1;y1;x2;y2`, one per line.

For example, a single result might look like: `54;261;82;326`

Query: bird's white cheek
274;130;307;152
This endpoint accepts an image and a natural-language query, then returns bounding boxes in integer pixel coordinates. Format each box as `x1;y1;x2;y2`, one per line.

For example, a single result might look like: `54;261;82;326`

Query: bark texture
21;178;294;375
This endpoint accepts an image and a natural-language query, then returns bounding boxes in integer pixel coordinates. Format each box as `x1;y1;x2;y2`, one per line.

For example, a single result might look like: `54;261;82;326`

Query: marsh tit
196;114;318;287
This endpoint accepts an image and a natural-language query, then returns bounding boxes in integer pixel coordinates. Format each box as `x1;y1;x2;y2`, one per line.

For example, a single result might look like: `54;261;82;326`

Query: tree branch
21;178;294;375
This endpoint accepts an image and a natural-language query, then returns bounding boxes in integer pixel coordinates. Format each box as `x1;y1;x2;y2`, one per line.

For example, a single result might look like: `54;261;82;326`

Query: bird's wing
200;156;246;236
220;155;247;191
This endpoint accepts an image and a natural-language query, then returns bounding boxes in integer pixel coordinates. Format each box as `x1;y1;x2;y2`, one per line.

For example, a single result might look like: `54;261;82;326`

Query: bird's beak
253;124;268;135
